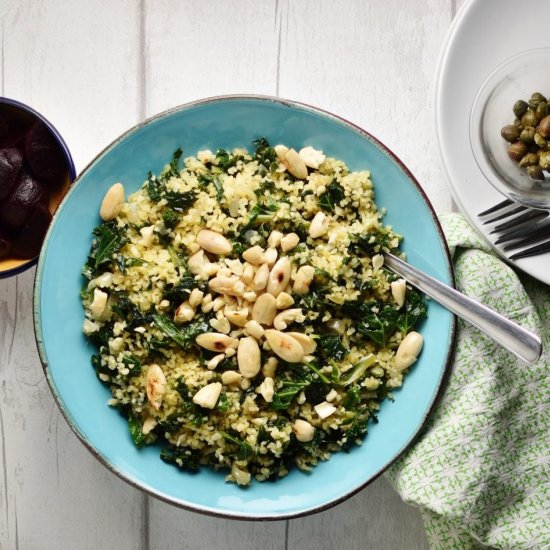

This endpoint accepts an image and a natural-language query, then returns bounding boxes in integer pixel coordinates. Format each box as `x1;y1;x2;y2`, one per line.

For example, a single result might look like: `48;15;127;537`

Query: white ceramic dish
435;0;550;285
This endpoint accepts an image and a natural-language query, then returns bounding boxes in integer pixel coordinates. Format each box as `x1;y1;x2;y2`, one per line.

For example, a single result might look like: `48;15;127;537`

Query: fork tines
478;199;550;260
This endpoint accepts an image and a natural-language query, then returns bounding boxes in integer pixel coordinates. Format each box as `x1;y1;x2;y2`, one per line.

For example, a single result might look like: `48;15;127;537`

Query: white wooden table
0;1;462;548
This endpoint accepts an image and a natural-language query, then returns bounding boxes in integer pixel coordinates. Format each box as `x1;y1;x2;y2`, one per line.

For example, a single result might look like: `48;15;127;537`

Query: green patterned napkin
386;213;549;550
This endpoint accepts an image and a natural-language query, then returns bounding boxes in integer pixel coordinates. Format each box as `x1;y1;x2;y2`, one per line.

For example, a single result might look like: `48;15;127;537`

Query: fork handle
384;254;542;364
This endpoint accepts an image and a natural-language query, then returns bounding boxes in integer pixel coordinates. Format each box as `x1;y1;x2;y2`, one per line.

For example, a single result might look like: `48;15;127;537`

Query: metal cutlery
478;199;550;260
384;253;542;364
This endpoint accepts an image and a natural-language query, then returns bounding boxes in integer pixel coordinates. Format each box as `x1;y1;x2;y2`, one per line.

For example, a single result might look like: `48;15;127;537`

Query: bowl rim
468;47;550;210
0;96;77;278
33;94;457;520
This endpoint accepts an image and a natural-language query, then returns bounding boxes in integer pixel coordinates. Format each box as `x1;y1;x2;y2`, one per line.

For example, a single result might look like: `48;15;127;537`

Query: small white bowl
470;47;550;210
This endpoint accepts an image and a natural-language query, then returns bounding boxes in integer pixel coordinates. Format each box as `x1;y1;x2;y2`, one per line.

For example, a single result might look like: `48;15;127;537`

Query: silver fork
478;199;550;260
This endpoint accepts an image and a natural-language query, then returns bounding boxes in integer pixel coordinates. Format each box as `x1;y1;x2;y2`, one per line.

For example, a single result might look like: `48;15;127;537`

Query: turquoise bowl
34;96;455;519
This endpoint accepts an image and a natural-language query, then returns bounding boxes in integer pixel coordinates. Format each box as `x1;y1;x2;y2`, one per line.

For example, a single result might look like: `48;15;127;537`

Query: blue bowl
34;96;455;519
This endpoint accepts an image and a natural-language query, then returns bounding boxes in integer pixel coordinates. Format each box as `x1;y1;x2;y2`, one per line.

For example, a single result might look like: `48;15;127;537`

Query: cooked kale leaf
160;447;200;471
82;222;128;279
253;137;278;171
317;333;348;361
163;190;197;211
350;231;394;255
221;432;254;460
152;314;210;350
121;354;142;376
318;181;345;213
271;379;310;410
145;150;197;212
128;413;146;447
344;289;427;346
162;208;180;230
162;276;199;304
111;293;153;329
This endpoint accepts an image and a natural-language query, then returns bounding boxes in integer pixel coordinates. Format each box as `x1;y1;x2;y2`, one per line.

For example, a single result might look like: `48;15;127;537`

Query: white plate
435;0;550;285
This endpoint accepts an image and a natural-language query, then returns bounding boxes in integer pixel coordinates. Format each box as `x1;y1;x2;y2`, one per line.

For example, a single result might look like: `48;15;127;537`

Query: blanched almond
139;226;155;247
273;308;304;331
209;276;242;297
142;417;158;435
225;258;244;276
274;144;289;161
293;265;315;294
309;211;328;239
196;332;239;352
100;182;125;221
253;263;270;291
245;320;265;339
268;230;283;248
275;291;294;309
372;254;384;271
258;377;274;403
326;389;338;402
242;263;255;285
188;288;204;307
314;401;336;419
262;357;278;378
391;279;407;308
242;290;257;302
266;257;292;298
280;232;300;252
210;318;231;334
188;249;210;275
242;245;264;266
193;382;222;409
262;247;278;266
206;353;225;370
146;364;167;410
221;370;241;385
251;293;277;325
231;463;251;486
292;419;315;442
196;229;232;255
90;288;109;321
283;148;308;179
174;301;195;323
237;337;261;378
225;307;249;327
264;330;304;363
394;331;424;372
286;332;317;355
298;146;326;169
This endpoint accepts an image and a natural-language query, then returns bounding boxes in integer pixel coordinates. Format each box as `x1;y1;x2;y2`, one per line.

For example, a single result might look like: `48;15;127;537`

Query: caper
513;117;524;129
534;132;548;149
513;99;529;118
538;115;550;139
519;152;540;167
501;124;520;142
527;165;545;181
536;101;549;121
539;151;550;170
529;92;547;109
520;126;536;144
508;141;528;162
522;110;539;127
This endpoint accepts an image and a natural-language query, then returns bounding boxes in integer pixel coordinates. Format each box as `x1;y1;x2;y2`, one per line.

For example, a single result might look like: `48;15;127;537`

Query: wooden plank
148;502;286;550
143;0;280;116
0;1;146;548
288;477;429;550
1;1;145;170
277;0;454;213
